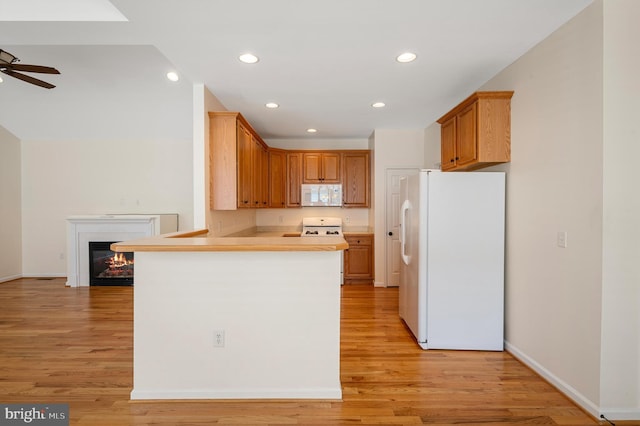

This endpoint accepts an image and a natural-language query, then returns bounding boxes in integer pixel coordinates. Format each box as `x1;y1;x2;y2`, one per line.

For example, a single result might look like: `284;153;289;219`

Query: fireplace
88;241;134;286
66;215;178;287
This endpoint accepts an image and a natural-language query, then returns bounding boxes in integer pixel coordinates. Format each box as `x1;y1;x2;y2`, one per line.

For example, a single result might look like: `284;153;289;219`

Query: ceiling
0;0;593;143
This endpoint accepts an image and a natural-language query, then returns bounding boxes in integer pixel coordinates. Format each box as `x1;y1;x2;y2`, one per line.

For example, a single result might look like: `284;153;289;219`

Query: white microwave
301;184;342;207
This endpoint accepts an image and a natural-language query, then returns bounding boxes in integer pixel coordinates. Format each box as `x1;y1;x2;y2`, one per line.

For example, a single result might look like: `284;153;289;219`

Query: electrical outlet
213;330;225;347
345;216;350;223
557;231;567;248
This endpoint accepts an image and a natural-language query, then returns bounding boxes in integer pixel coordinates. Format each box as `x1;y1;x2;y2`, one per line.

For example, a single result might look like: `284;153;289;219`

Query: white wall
21;137;194;276
0;126;22;282
369;129;425;286
423;122;441;169
192;84;209;229
600;0;640;417
464;0;608;416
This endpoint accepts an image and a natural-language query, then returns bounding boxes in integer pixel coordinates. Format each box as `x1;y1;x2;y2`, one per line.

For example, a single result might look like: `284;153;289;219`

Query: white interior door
386;169;416;287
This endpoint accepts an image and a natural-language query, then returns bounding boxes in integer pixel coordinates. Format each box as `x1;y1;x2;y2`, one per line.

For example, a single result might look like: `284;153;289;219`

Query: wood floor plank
0;278;603;425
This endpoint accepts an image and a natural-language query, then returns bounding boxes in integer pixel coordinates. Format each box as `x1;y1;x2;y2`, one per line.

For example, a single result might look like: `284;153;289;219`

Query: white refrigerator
399;169;505;350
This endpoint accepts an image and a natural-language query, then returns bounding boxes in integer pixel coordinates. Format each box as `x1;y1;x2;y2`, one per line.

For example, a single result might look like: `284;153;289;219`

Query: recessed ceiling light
265;102;279;109
396;52;417;63
307;128;317;133
239;53;259;64
372;102;386;108
166;72;179;82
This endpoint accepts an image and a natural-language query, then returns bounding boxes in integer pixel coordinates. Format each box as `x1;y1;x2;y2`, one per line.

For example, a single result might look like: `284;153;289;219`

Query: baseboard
599;408;640;421
505;341;600;419
130;387;343;400
0;274;22;284
374;281;387;287
21;273;66;278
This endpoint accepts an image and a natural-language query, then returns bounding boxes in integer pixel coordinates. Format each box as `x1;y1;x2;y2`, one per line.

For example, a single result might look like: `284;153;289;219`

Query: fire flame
108;252;134;269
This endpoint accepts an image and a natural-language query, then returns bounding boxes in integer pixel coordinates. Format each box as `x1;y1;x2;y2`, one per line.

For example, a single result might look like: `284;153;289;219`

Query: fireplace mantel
66;214;177;287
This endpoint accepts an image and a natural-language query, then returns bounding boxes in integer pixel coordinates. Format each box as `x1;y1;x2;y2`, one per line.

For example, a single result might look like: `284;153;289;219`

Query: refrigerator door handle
400;200;411;265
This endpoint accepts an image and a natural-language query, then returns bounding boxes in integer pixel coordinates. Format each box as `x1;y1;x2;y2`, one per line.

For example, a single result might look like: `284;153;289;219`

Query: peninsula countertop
111;229;348;253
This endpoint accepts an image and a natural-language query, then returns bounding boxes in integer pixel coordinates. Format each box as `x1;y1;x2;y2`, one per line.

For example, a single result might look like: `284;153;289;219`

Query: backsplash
256;207;369;229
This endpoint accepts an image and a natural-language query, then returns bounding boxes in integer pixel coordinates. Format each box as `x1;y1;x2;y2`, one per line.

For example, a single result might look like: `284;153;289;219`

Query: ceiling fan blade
2;69;55;89
9;64;60;74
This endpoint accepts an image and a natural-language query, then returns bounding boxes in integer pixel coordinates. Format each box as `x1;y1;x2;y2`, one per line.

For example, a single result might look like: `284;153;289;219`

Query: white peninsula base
130;250;342;400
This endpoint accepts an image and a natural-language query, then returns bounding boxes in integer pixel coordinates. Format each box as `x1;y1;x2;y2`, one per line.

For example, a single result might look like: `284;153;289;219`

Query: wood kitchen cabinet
236;121;253;208
302;152;341;183
437;91;513;172
261;145;269;207
269;149;287;208
342;151;370;208
343;234;374;283
286;152;303;207
209;111;269;210
210;111;372;210
250;135;268;208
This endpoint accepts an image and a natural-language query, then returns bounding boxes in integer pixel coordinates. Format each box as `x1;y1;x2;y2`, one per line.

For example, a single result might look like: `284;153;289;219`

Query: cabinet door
344;235;373;281
250;135;262;207
302;153;322;183
440;117;457;171
236;122;252;208
455;102;477;167
342;152;370;207
260;143;269;207
302;152;341;183
269;150;286;208
320;153;341;183
287;152;302;207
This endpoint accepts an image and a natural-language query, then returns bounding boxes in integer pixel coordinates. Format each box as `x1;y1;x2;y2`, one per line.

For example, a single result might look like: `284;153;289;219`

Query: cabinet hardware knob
388;231;393;236
455;157;459;160
450;159;454;163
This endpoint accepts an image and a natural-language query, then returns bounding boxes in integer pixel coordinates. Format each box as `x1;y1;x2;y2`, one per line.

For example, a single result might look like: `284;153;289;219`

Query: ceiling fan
0;49;60;89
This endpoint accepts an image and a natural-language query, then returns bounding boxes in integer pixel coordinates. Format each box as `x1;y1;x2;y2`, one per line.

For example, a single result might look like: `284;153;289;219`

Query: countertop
111;229;348;253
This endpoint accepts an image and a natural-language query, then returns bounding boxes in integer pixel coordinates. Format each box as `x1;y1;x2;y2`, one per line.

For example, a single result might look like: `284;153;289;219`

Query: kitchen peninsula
112;230;347;400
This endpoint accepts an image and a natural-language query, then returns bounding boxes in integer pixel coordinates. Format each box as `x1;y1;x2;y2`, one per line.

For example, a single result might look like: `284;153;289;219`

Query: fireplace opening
88;241;134;286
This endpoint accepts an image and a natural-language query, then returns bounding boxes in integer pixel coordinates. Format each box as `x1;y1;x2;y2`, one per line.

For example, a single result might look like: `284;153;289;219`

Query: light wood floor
0;277;602;425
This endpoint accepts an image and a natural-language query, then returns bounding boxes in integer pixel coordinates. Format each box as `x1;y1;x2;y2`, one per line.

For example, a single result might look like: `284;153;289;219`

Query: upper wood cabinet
286;152;303;208
269;149;287;208
342;151;370;208
261;145;269;207
209;111;371;210
236;121;252;207
209;111;268;210
250;135;269;208
302;152;341;183
437;91;513;172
